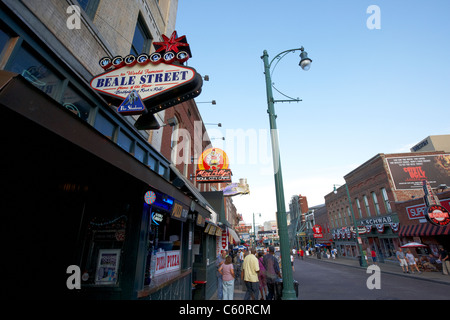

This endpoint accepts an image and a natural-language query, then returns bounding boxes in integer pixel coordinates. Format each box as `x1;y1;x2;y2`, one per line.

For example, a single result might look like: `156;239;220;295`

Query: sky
175;0;450;226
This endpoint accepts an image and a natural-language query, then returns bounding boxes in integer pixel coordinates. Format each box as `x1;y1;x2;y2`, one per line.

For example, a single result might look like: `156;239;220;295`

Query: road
294;258;450;300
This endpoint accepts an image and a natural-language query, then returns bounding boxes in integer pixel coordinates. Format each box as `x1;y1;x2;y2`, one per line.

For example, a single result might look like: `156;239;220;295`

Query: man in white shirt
242;247;260;300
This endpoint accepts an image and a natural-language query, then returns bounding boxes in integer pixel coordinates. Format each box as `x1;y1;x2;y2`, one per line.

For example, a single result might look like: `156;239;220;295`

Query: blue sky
175;0;450;225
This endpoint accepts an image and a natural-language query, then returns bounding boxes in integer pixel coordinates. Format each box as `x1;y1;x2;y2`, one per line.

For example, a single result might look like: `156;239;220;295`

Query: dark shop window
5;44;62;99
61;85;93;121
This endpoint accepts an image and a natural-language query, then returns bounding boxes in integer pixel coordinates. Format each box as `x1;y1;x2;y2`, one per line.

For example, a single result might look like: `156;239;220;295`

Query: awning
169;163;212;219
228;228;240;243
399;223;450;237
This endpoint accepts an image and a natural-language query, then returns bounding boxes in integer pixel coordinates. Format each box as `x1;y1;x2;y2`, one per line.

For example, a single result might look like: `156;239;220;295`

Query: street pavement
210;254;450;300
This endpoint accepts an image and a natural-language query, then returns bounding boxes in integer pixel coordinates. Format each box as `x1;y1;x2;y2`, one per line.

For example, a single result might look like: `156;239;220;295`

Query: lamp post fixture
253;213;261;247
261;47;312;300
333;184;368;268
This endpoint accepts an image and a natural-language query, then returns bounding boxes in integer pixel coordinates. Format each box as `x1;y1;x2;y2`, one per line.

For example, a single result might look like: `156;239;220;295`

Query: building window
134;143;146;163
94;111;116;139
355;198;363;219
77;0;100;19
0;27;11;54
363;195;371;217
381;188;392;213
5;43;63;100
61;85;93;121
147;155;157;171
371;192;381;215
117;130;134;153
130;16;152;56
347;207;352;223
158;164;168;177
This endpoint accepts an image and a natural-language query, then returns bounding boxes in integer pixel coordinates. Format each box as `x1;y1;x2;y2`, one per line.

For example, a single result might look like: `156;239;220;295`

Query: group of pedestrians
396;246;450;275
215;246;282;300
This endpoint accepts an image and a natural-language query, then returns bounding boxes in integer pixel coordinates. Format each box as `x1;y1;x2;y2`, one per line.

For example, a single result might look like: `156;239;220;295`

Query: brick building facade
326;151;450;263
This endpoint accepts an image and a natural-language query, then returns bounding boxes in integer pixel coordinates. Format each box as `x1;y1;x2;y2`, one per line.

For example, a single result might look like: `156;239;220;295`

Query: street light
261;46;312;300
196;100;216;105
253;213;261;247
333;184;368;268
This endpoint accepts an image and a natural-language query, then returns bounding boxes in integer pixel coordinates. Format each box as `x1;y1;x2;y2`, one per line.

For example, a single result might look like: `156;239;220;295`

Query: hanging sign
90;31;203;129
171;201;189;222
195;148;232;183
426;205;450;227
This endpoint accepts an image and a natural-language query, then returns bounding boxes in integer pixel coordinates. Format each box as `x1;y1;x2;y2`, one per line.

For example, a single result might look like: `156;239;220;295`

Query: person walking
242;247;260;300
262;246;281;300
396;248;409;273
438;246;450;275
371;249;377;265
215;250;227;299
239;249;244;266
219;255;235;300
405;249;421;274
300;248;304;260
257;251;268;300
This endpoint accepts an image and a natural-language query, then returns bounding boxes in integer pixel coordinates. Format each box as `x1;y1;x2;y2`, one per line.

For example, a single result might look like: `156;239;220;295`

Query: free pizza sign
90;31;203;129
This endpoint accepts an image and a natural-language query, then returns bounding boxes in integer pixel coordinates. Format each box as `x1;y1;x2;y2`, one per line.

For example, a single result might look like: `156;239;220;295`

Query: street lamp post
333;184;368;268
261;47;312;300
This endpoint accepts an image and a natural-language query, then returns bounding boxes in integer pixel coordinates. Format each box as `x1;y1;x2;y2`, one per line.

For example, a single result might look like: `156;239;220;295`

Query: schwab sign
89;31;203;130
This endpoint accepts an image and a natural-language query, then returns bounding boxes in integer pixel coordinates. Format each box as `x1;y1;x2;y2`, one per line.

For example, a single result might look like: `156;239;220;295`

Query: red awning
398;223;450;237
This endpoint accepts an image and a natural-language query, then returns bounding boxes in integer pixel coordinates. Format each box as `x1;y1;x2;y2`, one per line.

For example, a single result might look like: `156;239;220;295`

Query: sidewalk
209;276;247;300
303;254;450;286
210;255;450;300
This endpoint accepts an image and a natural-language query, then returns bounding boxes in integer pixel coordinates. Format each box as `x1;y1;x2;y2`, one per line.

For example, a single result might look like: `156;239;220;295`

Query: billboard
385;154;450;190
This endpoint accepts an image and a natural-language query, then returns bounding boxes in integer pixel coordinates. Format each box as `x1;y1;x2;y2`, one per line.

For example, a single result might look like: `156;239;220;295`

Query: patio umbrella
400;242;428;248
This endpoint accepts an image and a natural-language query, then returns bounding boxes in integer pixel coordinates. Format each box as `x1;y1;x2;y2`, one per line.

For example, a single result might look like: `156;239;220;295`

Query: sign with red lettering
196;148;232;183
313;224;323;238
386;154;450;190
90;31;203;129
406;198;450;220
426;205;450;227
165;250;180;272
155;250;181;275
155;251;167;276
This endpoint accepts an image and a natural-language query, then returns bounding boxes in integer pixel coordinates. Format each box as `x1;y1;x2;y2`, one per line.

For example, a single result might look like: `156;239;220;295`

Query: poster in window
95;249;121;285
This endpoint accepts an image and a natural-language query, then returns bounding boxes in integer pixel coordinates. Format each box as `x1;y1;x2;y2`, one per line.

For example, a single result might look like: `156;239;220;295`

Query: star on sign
153;31;191;56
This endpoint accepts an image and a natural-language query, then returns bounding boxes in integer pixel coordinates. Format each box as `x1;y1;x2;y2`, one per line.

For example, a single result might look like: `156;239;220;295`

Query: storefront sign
312;224;322;234
406;199;450;220
386;154;450;190
155;251;180;275
426;205;450;227
166;250;181;272
196;213;205;227
90;31;203;129
151;211;164;225
359;215;394;226
313;233;323;238
196;148;232;183
171;201;189;222
155;251;166;276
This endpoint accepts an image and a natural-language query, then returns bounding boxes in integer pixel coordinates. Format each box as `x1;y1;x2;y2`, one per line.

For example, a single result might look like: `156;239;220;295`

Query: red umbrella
400;242;427;248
